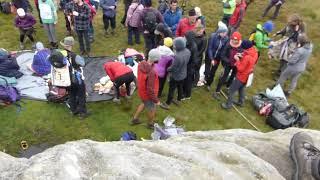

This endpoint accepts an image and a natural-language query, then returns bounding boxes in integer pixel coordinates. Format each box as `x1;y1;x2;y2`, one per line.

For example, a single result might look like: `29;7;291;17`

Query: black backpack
0;2;11;14
266;104;309;129
143;10;158;33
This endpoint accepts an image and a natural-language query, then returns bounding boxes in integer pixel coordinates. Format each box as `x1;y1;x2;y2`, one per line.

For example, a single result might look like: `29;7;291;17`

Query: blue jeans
128;25;140;45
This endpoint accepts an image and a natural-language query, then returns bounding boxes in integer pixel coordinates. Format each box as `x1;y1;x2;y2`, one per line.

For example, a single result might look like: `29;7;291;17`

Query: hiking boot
290;132;320;180
130;118;142;125
113;98;120;103
212;92;221;101
221;102;232;110
160;102;170;110
172;99;180;106
233;101;244;107
19;42;25;50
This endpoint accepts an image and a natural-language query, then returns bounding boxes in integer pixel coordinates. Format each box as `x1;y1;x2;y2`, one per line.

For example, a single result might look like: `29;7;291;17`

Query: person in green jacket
39;0;58;48
254;20;274;53
222;0;236;25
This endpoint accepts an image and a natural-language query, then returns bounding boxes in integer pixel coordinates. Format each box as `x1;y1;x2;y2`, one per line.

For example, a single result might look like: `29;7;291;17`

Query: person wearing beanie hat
229;0;246;34
14;8;36;50
204;21;229;91
131;49;161;129
160;37;190;110
138;0;163;59
103;61;135;103
29;42;51;76
221;40;258;109
262;0;285;19
164;37;173;48
221;0;236;25
163;0;182;35
276;34;313;97
175;8;197;37
195;7;206;28
253;21;273;52
212;31;243;100
154;23;173;47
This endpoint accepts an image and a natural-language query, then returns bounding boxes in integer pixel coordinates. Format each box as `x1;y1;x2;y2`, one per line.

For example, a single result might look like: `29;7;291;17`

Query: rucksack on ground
143;11;158;33
0;77;20;104
0;1;12;14
46;83;69;103
120;131;137;141
266;104;309;129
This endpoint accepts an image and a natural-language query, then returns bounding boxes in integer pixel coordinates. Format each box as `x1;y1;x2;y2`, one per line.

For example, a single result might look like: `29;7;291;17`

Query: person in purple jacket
154;37;174;97
262;0;285;19
29;42;51;76
125;0;144;45
14;8;36;50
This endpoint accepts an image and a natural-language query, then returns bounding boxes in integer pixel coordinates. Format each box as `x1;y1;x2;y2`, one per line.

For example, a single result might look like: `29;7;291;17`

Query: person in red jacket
221;40;258;109
175;9;197;37
229;0;246;34
104;61;135;103
131;49;161;129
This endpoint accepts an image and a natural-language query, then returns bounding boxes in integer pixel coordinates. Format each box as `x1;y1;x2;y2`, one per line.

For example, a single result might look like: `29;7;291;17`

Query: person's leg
225;78;241;108
272;4;282;19
125;73;135;96
26;28;35;43
238;82;246;105
166;78;177;105
83;30;91;53
147;108;156;126
103;15;109;33
113;80;122;99
36;3;42;24
76;30;85;53
127;25;133;45
133;103;145;120
110;16;116;33
76;82;87;115
184;73;193;98
177;80;184;101
277;67;291;88
216;65;231;93
68;84;78;114
121;4;129;25
204;58;213;86
19;29;26;43
193;61;201;87
144;33;153;60
158;76;166;98
43;24;52;43
208;61;221;86
226;66;237;88
262;2;275;17
48;24;57;47
64;14;71;33
134;27;140;44
288;71;302;94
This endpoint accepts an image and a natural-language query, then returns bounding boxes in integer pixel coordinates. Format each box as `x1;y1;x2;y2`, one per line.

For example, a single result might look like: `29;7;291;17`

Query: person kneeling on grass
14;8;36;50
104;61;136;103
29;42;51;76
131;49;161;129
221;40;258;109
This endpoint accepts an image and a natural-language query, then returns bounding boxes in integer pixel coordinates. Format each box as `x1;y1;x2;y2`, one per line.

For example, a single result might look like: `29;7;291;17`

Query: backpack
143;10;158;33
266;104;309;129
0;77;20;104
0;2;12;14
120;131;137;141
46;83;69;103
249;28;267;45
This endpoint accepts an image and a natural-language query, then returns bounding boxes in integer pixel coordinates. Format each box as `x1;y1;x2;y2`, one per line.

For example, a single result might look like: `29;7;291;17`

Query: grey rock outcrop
1;128;320;180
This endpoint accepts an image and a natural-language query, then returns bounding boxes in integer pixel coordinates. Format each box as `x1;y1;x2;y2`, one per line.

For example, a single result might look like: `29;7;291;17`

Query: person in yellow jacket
222;0;236;25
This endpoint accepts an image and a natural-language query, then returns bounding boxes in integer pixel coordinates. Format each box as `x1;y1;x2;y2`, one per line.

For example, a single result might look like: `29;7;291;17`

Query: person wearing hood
160;37;190;110
155;37;174;98
104;61;135;103
262;0;285;19
175;9;197;37
163;0;182;35
253;20;274;53
193;23;207;87
276;34;313;97
182;31;198;100
14;8;36;50
39;0;58;49
222;0;236;25
221;40;258;109
228;0;246;34
131;49;161;129
154;23;173;47
213;31;243;100
29;42;51;76
204;21;229;91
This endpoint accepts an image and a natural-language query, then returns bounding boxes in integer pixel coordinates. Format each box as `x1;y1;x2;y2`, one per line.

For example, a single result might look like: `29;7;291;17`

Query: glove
72;11;79;16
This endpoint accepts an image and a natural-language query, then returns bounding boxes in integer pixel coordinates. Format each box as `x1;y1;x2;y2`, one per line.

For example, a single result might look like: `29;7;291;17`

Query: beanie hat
230;32;242;47
35;42;45;51
164;37;173;47
0;48;9;59
188;9;196;16
241;40;253;50
194;7;201;16
49;50;66;68
173;37;187;51
263;20;274;33
154;23;165;35
148;49;161;63
17;8;26;17
144;0;152;7
75;55;85;67
216;21;228;33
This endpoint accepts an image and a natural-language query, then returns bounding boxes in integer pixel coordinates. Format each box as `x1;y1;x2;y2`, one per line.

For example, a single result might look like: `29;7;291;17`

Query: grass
0;0;319;156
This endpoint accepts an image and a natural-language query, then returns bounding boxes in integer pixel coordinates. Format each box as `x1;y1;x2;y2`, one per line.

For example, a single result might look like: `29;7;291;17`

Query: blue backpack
120;131;137;141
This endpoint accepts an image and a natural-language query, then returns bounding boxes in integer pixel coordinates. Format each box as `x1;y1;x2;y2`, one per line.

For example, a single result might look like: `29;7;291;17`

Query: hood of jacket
185;31;196;47
174;37;186;52
244;47;258;63
138;60;153;74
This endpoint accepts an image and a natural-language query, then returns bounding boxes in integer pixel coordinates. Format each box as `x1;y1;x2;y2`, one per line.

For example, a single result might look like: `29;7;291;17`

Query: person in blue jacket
163;0;182;36
204;21;229;91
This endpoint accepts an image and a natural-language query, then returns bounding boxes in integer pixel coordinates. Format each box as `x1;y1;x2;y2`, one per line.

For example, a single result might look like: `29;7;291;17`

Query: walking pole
220;90;261;132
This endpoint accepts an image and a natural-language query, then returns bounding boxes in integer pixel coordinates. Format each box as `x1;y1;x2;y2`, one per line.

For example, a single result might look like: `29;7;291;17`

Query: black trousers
19;28;34;43
262;1;282;19
143;33;156;59
193;60;202;86
121;4;130;25
64;14;72;32
158;76;167;98
226;78;245;106
76;30;90;52
166;78;184;105
221;14;231;26
69;82;87;114
114;72;135;99
128;25;140;44
103;15;116;31
183;71;194;98
35;3;42;24
215;64;237;92
204;59;221;86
